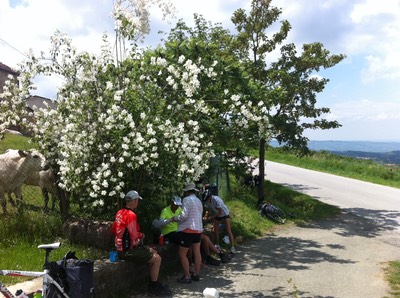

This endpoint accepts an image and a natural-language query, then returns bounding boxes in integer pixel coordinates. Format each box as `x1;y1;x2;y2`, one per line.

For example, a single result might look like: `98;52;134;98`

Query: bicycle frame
259;201;286;224
0;242;70;298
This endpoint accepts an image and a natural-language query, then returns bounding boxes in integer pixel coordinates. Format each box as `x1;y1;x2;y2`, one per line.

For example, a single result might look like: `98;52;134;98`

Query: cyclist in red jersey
112;190;171;296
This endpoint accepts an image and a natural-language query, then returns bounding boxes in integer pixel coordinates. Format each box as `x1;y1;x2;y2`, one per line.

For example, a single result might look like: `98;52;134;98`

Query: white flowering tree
2;0;237;218
160;16;278;190
0;72;32;139
0;0;345;219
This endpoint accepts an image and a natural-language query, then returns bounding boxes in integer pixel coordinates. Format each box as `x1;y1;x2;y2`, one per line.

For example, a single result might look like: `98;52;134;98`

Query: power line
0;36;65;83
0;37;29;59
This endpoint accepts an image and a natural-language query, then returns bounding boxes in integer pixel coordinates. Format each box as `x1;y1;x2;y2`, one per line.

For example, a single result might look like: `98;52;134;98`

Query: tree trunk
257;138;266;206
224;153;231;195
225;167;231;195
57;185;70;221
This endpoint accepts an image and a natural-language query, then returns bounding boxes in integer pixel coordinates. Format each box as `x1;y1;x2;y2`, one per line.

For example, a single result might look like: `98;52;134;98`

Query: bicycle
0;242;70;298
259;201;286;224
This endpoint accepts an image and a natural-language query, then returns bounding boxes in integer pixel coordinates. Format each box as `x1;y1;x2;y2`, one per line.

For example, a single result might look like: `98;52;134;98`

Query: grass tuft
386;261;400;297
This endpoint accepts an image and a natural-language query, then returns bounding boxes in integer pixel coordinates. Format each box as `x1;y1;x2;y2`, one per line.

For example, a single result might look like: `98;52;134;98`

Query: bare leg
192;242;202;276
202;234;220;254
178;246;191;278
201;234;210;256
213;220;220;246
225;218;235;247
148;253;161;282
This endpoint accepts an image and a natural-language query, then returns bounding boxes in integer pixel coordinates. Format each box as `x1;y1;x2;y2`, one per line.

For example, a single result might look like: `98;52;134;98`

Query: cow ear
18;150;27;157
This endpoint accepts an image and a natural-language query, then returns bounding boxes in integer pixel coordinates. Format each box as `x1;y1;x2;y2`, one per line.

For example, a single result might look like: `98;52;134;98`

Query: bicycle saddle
38;242;61;250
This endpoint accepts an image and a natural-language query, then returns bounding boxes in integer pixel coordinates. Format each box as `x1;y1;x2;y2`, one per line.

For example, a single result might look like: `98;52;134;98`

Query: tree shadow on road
223;232;355;273
157;231;354;297
279;182;320;193
296;209;400;238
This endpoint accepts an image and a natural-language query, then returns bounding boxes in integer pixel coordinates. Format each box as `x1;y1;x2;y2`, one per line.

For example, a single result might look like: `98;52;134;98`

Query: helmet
202;189;211;202
171;195;182;206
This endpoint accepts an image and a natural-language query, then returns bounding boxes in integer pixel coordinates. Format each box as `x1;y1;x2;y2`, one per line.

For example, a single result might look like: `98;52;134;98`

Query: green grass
0;133;38;153
386;261;400;297
224;180;341;241
264;147;400;189
0;133;104;285
0;208;105;285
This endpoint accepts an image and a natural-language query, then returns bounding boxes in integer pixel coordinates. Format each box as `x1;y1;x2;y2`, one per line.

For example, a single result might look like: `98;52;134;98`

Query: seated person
158;195;182;245
154;195;229;265
112;190;171;297
201;233;230;265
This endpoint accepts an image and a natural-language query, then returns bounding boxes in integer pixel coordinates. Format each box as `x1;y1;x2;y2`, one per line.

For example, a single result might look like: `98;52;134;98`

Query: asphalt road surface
129;161;400;298
265;161;400;231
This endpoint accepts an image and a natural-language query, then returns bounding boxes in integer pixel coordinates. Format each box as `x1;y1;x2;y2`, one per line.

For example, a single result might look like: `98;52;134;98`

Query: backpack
48;251;94;298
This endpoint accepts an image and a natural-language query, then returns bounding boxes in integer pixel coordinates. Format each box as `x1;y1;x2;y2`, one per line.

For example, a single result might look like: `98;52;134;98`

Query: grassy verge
386;261;400;297
264;147;400;189
0;208;104;285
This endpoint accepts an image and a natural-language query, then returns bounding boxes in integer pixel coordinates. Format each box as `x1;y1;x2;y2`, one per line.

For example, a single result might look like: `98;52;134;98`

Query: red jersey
112;207;143;251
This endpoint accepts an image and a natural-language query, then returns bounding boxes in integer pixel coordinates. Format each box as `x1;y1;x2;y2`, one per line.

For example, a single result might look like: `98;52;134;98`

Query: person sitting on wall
112;190;171;296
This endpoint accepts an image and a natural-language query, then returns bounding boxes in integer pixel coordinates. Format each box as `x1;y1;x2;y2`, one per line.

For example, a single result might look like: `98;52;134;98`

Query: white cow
25;168;58;210
0;149;47;213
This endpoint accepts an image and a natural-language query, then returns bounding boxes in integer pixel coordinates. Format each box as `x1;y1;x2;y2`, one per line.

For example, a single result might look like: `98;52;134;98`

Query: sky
1;0;400;142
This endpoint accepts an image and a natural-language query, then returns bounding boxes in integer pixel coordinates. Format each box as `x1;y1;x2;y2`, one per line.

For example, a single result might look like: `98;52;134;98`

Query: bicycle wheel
263;206;286;224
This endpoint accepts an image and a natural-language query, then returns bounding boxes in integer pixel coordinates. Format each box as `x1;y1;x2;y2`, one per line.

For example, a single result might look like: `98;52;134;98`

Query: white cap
125;190;142;201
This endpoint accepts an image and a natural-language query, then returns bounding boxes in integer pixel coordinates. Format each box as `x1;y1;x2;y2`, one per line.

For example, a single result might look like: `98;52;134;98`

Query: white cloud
1;0;400;141
279;0;400;83
330;100;400;122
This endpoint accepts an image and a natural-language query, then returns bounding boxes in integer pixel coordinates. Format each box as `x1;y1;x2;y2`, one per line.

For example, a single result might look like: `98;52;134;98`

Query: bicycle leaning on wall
0;242;94;298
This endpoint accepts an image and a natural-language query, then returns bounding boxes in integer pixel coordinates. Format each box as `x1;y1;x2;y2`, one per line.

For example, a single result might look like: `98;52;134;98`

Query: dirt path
129;211;400;297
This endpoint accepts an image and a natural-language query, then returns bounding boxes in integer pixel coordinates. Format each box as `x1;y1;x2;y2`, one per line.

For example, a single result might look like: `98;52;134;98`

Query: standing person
112;190;171;296
173;182;203;283
202;189;236;254
154;195;229;266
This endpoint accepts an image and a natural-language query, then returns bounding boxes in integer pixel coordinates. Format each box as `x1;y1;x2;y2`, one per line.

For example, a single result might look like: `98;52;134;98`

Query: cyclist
112;190;171;296
202;189;236;254
171;183;203;284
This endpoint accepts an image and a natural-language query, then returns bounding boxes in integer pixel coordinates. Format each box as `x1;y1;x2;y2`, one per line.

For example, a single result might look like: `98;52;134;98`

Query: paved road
265;160;400;231
129;161;400;298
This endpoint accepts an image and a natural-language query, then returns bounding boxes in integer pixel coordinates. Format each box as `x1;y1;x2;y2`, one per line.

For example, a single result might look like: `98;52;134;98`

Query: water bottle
159;234;164;245
109;250;118;262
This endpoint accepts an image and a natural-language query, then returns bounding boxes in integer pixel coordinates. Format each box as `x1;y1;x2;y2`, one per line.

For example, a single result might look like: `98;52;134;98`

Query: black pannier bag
48;251;94;298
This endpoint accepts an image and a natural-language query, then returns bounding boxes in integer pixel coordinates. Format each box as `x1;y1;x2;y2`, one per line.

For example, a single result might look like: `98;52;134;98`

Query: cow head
17;149;48;171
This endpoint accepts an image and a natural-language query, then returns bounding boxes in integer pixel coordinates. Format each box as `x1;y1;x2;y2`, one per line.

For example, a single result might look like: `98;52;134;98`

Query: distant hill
330;150;400;164
269;140;400;164
306;140;400;153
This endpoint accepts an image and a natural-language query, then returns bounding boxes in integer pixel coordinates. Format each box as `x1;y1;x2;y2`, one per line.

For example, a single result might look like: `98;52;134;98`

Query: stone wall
62;218;179;298
94;244;179;298
62;217;115;251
